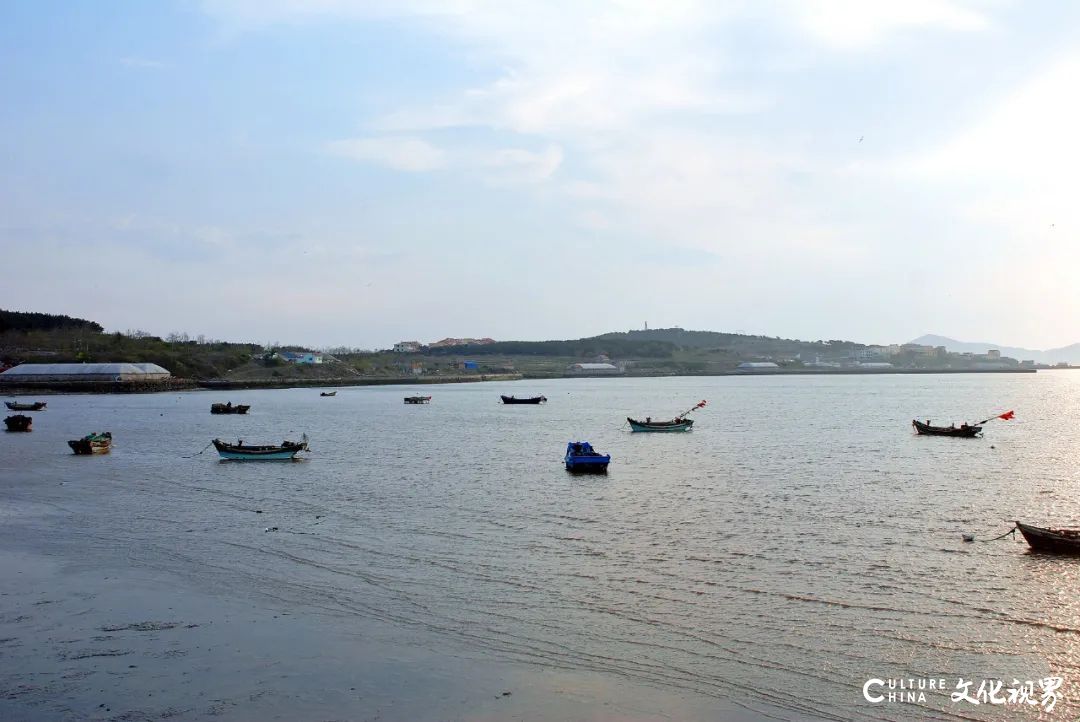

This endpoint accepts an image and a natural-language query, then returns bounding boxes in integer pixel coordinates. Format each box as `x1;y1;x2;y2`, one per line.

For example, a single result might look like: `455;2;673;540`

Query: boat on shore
212;437;308;460
211;402;250;415
5;401;46;411
404;395;432;404
565;441;610;472
1015;521;1080;553
320;391;337;397
68;432;112;455
4;414;32;432
912;419;981;437
501;395;546;404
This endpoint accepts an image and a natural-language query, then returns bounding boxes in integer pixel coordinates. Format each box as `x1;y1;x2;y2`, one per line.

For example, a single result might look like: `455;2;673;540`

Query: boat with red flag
628;400;706;432
912;410;1013;438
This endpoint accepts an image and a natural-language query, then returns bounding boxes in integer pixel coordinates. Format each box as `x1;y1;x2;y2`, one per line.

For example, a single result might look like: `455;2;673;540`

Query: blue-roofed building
277;351;323;365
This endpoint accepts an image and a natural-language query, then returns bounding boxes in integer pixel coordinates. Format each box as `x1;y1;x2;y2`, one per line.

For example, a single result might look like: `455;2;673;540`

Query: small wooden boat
912;419;981;437
628;417;693;432
404;395;432;404
501;395;546;404
68;432;112;455
1015;521;1080;554
5;401;46;411
628;400;705;432
4;414;32;432
211;402;250;415
212;437;308;460
320;391;337;397
565;441;610;472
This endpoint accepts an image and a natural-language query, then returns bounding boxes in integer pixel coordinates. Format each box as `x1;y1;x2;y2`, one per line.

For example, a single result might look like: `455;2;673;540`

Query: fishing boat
628;400;706;432
211;402;250;415
320;391;337;397
5;401;46;411
912;410;1013;438
68;432;112;455
212;436;308;461
1015;521;1080;554
565;441;610;472
4;415;32;432
912;420;981;437
404;395;432;404
501;395;546;404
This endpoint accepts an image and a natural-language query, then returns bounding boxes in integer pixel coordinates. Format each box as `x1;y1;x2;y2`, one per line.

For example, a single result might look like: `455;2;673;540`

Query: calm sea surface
3;372;1080;720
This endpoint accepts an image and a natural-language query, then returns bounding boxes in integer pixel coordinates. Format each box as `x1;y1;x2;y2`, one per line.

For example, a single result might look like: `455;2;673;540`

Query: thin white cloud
901;54;1080;232
328;135;563;184
785;0;990;51
326;136;447;172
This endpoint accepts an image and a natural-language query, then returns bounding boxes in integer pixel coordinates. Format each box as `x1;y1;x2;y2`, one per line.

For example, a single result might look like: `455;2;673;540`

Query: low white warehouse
0;363;172;383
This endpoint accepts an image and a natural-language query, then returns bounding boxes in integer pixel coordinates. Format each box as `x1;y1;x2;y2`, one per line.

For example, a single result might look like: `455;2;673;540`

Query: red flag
697;400;707;409
998;410;1015;421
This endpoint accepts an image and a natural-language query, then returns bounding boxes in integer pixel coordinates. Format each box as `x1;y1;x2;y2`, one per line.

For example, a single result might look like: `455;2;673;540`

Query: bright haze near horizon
2;1;1078;351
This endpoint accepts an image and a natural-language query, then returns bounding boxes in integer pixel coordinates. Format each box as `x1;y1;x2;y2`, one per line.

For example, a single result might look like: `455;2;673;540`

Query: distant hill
910;334;1080;364
595;328;865;355
0;309;103;334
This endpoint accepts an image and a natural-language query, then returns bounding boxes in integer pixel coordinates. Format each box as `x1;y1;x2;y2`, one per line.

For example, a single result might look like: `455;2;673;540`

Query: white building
0;362;171;383
393;341;423;353
568;362;621;374
736;362;780;371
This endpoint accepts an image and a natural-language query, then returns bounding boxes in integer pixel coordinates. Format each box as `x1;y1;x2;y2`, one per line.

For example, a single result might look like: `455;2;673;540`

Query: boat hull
211;404;250;415
4;415;32;432
912;420;981;437
564;441;610;472
565;458;610;472
216;449;302;460
5;402;46;411
212;438;306;461
68;433;112;455
404;396;432;404
501;395;546;404
1016;522;1080;553
627;417;693;432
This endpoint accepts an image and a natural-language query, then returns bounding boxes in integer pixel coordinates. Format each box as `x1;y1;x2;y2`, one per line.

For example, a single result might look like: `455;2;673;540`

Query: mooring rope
182;440;214;459
963;525;1017;543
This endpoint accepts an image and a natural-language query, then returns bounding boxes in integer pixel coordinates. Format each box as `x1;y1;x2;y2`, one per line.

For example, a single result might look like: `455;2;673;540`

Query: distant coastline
0;367;1040;394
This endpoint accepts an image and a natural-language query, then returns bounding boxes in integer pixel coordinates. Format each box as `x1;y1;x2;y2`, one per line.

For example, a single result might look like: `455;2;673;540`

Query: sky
3;0;1080;350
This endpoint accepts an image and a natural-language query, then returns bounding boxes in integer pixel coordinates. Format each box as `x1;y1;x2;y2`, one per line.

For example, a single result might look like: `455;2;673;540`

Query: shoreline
0;367;1040;394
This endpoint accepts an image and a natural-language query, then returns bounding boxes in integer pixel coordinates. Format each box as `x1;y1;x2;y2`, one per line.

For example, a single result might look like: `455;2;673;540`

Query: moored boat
68;432;112;455
320;391;337;397
5;401;46;411
501;395;546;404
1015;521;1080;554
912;419;981;437
628;417;693;432
211;402;250;415
4;414;32;432
212;437;308;460
565;441;610;472
628;400;706;432
404;395;432;404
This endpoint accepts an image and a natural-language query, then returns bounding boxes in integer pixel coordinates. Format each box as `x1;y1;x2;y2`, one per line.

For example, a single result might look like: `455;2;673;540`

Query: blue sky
3;1;1079;349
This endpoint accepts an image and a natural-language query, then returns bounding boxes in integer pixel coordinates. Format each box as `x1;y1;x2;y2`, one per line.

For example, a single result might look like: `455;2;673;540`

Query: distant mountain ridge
910;334;1080;364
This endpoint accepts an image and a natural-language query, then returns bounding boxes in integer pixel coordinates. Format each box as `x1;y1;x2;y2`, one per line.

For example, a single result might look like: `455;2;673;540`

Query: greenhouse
0;363;171;383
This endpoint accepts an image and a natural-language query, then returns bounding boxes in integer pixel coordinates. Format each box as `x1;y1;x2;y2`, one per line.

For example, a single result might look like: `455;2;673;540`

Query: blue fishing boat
212;436;307;461
564;441;610;472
